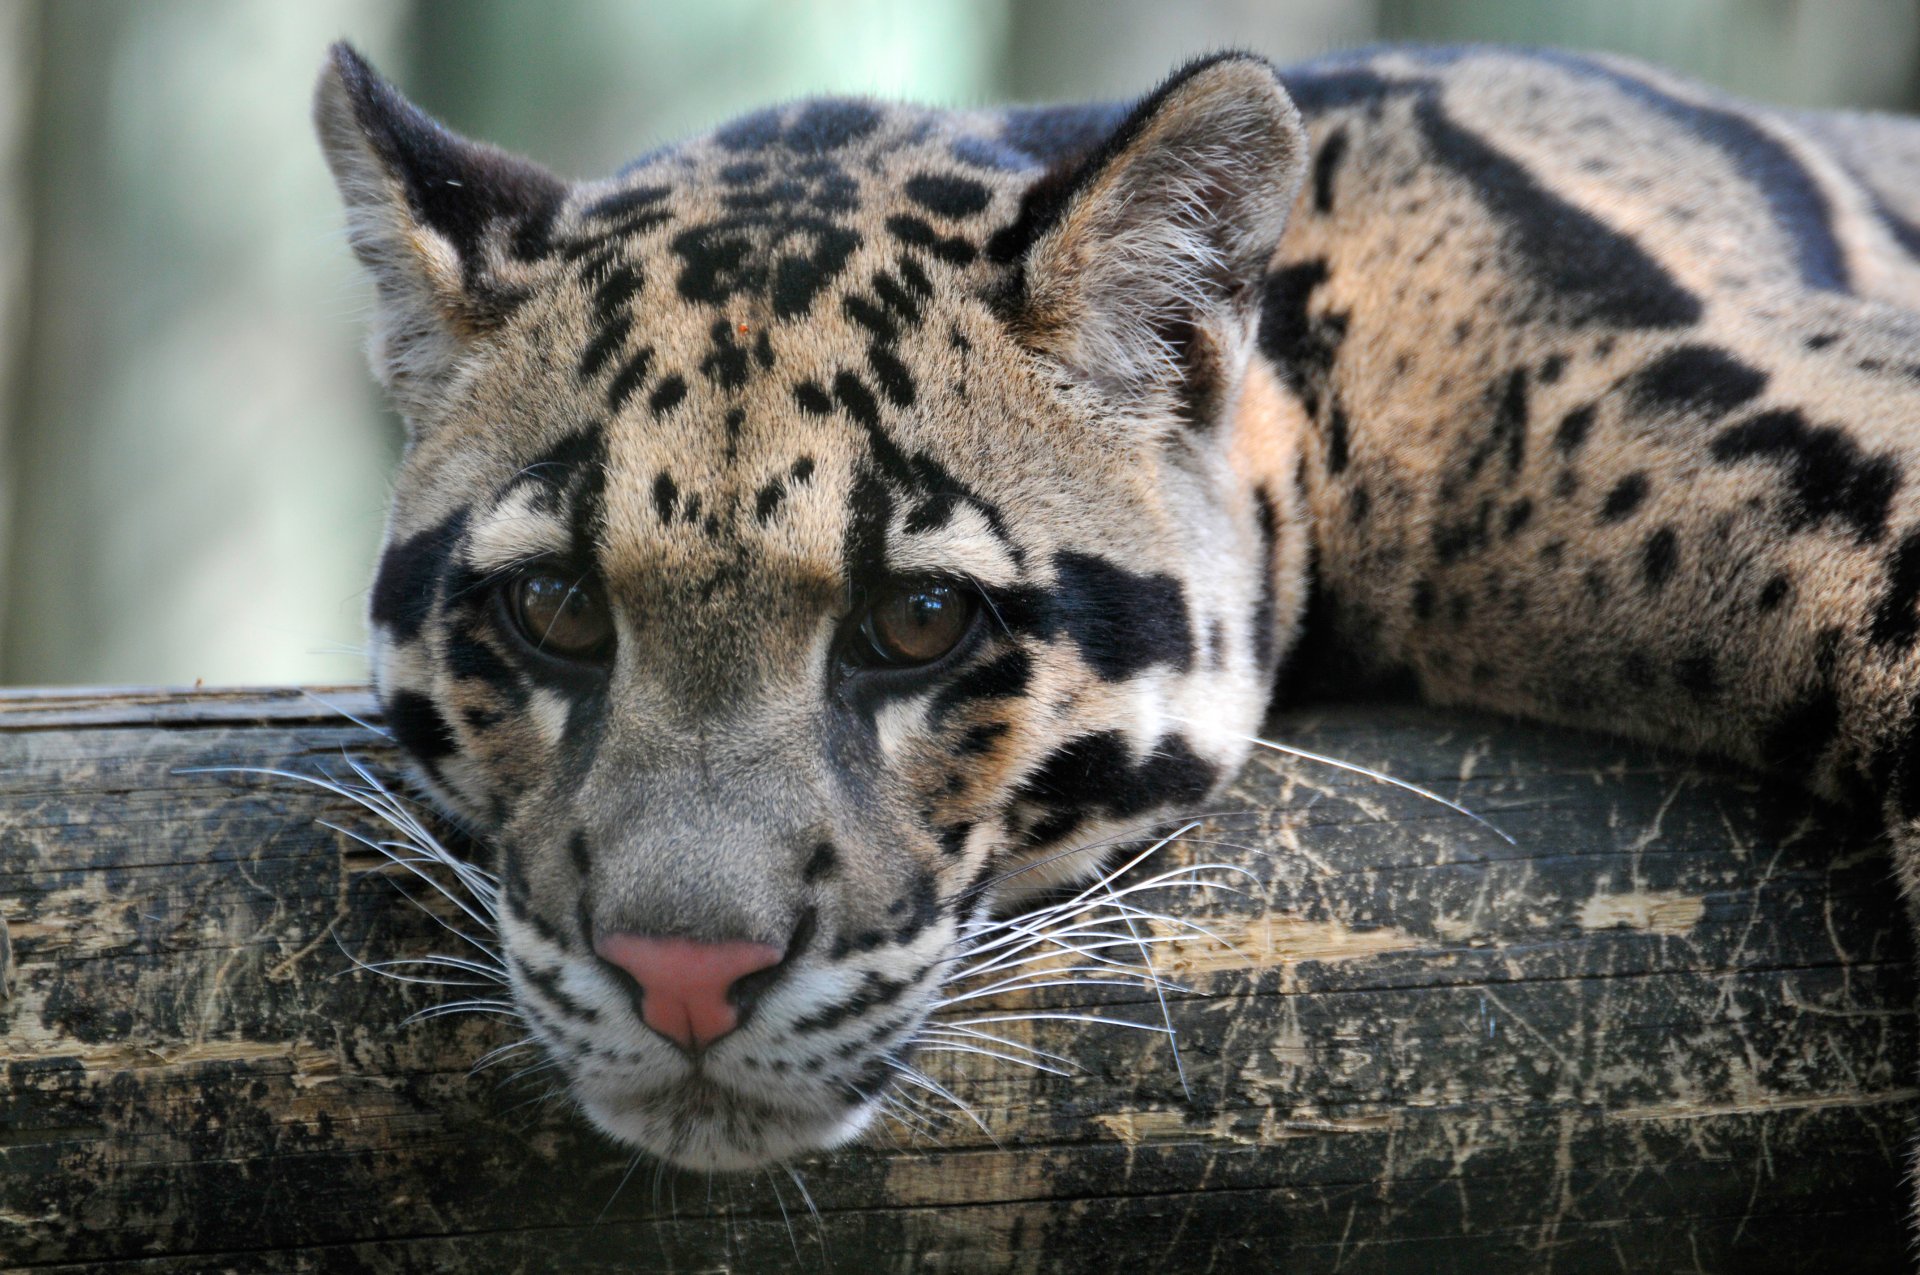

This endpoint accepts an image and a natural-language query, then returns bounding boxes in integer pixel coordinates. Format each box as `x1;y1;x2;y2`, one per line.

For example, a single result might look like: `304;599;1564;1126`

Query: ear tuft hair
993;53;1308;431
314;42;566;423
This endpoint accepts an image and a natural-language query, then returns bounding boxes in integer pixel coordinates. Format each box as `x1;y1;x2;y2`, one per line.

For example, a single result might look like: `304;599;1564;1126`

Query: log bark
1;687;1915;1273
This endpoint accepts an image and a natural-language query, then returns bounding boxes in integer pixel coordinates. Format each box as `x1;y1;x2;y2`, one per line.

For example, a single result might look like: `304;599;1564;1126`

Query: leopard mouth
574;1070;884;1171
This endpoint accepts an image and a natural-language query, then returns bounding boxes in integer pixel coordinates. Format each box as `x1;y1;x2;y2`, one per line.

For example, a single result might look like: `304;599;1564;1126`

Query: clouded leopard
316;40;1920;1175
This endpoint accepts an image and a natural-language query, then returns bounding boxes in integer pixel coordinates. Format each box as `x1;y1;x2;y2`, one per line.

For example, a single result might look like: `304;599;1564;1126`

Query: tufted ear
313;42;566;424
989;54;1307;430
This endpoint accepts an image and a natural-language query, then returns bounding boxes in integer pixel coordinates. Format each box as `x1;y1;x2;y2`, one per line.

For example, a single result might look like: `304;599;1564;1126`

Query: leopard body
315;41;1920;1171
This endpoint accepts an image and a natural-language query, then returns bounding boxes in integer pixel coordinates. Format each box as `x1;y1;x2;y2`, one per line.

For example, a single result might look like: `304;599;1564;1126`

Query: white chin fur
578;1088;882;1172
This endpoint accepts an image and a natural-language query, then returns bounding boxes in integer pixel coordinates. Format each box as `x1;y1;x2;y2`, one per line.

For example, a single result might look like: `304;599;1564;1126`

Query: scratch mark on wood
1575;890;1706;934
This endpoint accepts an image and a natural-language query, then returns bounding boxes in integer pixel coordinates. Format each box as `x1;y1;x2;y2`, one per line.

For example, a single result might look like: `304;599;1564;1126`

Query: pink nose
594;933;786;1051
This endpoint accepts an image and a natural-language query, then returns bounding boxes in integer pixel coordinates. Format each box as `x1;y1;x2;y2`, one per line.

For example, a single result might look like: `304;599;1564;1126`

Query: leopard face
316;45;1310;1167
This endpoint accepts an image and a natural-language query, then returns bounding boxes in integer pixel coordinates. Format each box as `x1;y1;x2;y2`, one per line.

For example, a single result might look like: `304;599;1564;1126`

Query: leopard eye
505;570;614;662
857;582;976;668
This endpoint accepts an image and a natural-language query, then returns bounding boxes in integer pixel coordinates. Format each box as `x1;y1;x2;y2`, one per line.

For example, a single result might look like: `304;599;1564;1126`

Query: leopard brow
464;490;577;575
884;516;1021;588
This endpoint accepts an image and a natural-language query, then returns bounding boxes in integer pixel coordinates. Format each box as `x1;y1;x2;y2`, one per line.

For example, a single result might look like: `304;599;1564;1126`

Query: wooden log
1;687;1914;1272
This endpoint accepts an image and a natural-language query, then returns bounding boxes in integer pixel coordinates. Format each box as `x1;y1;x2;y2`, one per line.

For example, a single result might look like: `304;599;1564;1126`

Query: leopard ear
313;42;565;423
989;53;1307;430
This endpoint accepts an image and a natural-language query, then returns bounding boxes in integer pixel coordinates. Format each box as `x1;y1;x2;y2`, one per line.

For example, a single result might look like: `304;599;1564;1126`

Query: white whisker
888;1061;993;1139
1179;722;1517;845
917;1041;1072;1076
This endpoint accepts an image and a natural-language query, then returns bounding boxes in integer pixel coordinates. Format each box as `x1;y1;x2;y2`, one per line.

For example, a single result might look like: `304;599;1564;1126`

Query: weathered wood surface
1;686;1916;1273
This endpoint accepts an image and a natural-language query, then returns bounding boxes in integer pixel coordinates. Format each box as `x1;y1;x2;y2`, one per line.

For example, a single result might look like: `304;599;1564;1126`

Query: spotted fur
317;41;1920;1172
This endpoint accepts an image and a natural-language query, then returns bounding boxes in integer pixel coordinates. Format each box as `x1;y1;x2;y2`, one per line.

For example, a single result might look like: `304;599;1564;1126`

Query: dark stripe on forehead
822;371;1026;574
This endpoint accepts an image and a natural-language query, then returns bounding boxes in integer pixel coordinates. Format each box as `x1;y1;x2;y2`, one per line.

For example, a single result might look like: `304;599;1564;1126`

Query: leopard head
315;42;1309;1170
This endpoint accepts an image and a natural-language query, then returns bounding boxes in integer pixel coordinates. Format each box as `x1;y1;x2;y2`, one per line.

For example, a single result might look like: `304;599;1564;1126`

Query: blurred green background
2;0;1917;687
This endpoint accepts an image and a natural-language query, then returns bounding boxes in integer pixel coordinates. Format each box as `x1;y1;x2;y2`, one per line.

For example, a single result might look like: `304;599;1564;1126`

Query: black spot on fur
872;266;927;328
649;375;687;416
785;100;883;152
931;647;1033;725
1252;487;1280;670
1600;473;1650;522
1710;409;1900;543
607;347;652;413
1258;260;1345;417
1628;346;1769;421
1325;402;1350;473
445;624;525;704
1049;551;1192;681
905;173;992;219
867;345;917;407
1433;500;1493;564
1312;126;1349;214
958;721;1010;755
1757;574;1791;613
577;314;631;382
714;108;786;153
371;508;469;644
668;213;859;320
754;479;785;525
462;705;503;732
386;690;458;762
583;184;671;225
591;265;643;323
701;320;751;390
887;871;940;940
523;962;598;1022
1019;731;1218;846
843;296;899;344
885;214;978;265
794;381;833;415
841;468;893;592
1485;369;1528;477
652;472;678;524
1642;526;1678;589
1555;404;1597;453
792;968;913;1029
771;228;863;318
1503;499;1534;537
833;372;882;430
803;842;839;883
1871;529;1920;650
